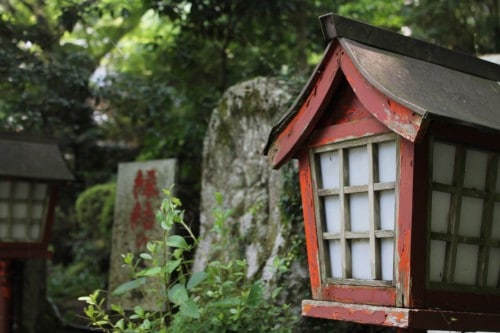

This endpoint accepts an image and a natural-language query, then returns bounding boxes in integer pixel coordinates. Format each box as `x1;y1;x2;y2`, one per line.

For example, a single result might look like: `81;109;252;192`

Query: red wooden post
0;260;12;333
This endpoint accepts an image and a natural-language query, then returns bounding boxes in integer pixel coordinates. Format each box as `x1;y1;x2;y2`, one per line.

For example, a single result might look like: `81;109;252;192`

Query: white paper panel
492;202;500;239
348;146;368;186
0;224;7;239
429;240;446;282
328;240;342;278
32;203;45;219
454;244;479;285
13;203;27;219
380;238;394;281
351;239;371;279
323;196;340;233
319;151;339;189
377;141;396;183
0;203;8;218
431;191;451;233
487;248;500;287
349;193;369;232
380;190;395;230
463;149;487;190
433;142;455;185
11;224;26;240
13;182;30;199
0;181;10;199
29;224;41;240
459;196;483;237
33;183;48;200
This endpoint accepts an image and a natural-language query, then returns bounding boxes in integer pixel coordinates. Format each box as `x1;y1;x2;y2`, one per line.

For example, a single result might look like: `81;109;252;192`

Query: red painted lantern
264;14;500;332
0;133;73;332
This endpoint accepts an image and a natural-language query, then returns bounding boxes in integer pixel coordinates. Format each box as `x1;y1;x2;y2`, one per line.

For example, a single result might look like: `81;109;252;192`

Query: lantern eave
264;14;500;169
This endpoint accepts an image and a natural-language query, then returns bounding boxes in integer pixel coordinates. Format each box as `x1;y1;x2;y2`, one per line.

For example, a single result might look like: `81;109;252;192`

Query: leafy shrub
79;190;297;332
48;183;116;308
75;182;116;240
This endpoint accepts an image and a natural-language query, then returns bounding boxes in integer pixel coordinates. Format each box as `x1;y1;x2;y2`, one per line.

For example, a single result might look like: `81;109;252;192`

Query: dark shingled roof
0;133;74;181
264;14;500;154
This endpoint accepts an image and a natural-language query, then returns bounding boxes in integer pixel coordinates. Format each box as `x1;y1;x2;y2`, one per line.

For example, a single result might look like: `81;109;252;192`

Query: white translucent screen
429;240;446;282
454;244;479;285
431;191;451;233
433;142;455;185
492;202;500;239
319;151;339;189
487;248;500;287
380;190;395;230
351;240;371;279
349;193;369;232
328;240;342;278
381;239;394;281
348;146;368;186
463;149;487;190
378;141;396;183
323;196;340;233
459;197;483;237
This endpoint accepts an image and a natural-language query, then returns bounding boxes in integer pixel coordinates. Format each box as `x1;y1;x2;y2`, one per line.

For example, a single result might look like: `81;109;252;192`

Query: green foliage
48;182;116;311
403;0;500;54
338;0;405;30
75;182;116;238
79;190;297;332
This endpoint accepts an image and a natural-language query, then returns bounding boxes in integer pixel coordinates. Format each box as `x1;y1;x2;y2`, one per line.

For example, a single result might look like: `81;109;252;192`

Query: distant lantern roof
0;133;74;181
264;14;500;156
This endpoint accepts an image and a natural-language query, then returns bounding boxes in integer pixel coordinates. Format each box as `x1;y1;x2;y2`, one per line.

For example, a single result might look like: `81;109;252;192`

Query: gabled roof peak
319;13;500;82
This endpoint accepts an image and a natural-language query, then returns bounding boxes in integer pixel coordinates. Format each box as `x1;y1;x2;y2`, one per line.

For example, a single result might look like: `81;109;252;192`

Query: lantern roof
264;13;500;168
0;133;74;181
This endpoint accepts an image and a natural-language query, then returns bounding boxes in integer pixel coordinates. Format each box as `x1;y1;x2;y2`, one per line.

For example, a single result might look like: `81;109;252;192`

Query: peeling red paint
270;44;343;168
308;118;390;148
340;54;425;143
322;284;396;306
302;300;409;327
397;140;415;307
298;153;321;296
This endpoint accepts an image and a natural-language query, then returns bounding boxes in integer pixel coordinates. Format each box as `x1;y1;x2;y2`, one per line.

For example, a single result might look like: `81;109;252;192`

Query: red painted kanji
130;169;160;249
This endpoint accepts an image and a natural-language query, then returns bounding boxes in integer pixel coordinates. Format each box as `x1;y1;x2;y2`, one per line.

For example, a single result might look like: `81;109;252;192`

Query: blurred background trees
0;0;498;329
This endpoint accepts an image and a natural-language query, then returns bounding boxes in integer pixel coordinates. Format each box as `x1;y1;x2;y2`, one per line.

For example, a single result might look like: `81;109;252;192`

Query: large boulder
192;77;307;290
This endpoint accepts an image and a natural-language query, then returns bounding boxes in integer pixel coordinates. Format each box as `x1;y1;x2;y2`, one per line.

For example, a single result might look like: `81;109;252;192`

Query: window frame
427;137;500;291
310;133;399;287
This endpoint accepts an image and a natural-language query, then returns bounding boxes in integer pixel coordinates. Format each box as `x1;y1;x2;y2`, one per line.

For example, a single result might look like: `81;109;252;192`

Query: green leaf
137;266;162;277
247;282;263;307
179;299;200;319
112;277;147;296
187;271;208;290
165;259;181;273
166;235;189;249
167;283;188;305
139;253;152;260
212;297;240;307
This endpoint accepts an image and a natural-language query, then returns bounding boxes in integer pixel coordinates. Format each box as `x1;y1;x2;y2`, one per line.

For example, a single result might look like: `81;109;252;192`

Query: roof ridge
319;13;500;81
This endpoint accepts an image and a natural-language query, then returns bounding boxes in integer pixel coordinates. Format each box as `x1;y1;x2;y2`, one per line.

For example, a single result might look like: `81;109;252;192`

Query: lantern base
302;299;500;331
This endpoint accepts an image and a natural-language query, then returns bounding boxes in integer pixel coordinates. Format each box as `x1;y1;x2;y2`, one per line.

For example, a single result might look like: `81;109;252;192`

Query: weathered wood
302;299;408;327
268;44;343;168
340;52;425;143
396;139;415;307
303;299;500;331
299;153;322;298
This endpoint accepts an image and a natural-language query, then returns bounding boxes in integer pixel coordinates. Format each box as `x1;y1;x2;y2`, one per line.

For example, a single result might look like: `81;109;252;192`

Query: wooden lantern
0;133;73;259
264;14;500;332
